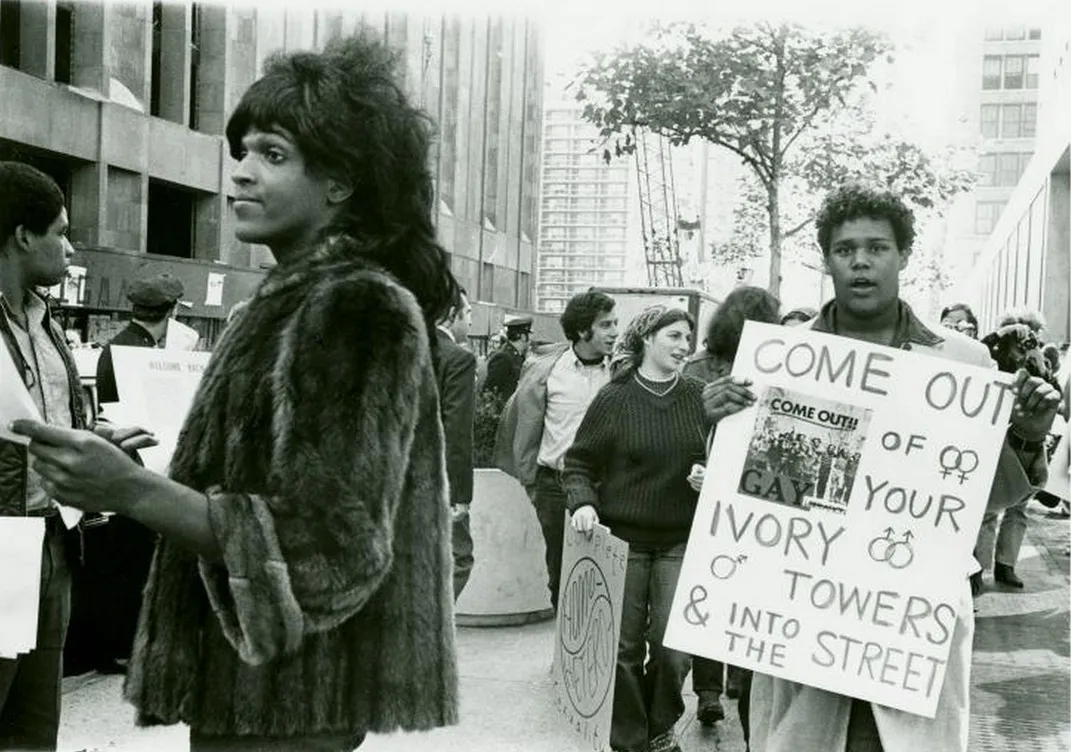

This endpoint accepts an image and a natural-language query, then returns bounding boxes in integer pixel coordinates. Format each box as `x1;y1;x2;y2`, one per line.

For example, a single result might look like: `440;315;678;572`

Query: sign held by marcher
664;322;1015;717
553;515;628;752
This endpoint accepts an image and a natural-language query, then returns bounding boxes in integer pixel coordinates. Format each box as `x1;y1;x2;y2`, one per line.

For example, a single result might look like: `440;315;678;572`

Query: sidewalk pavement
59;501;1068;752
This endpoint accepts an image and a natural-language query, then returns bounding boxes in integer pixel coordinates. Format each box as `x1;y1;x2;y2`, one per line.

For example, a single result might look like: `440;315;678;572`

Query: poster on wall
663;321;1016;718
553;517;628;752
109;346;211;476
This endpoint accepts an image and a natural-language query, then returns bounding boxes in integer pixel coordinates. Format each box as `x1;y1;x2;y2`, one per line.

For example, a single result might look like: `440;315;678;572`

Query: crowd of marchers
0;29;1066;752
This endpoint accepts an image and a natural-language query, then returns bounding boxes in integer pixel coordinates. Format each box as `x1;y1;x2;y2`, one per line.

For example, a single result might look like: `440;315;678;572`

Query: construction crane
634;128;684;288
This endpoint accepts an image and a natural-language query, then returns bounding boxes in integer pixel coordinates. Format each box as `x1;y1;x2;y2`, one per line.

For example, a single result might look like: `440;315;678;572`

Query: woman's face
941;309;976;339
230;126;347;258
643;320;693;374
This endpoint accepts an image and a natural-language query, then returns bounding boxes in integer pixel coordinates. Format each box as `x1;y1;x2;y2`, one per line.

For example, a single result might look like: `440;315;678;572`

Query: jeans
0;516;71;751
612;542;692;752
190;731;364;751
530;466;567;609
974;498;1028;570
844;699;884;752
452;508;474;600
691;656;724;694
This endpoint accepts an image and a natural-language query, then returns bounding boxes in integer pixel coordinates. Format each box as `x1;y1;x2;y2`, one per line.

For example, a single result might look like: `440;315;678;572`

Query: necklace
634;371;679;397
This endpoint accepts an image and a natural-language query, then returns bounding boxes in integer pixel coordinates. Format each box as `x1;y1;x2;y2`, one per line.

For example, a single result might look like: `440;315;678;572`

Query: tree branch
782;214;815;239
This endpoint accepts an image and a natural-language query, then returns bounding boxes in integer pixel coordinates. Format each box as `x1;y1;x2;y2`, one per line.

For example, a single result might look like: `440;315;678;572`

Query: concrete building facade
953;29;1070;343
0;2;547;346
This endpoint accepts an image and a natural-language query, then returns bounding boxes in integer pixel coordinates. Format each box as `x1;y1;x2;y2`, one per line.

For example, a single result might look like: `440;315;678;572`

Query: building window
1004;27;1026;40
1028;28;1041;40
480;262;494;302
997;153;1020;186
148;180;195;258
55;2;73;84
980;104;1000;138
150;2;163;116
189;3;201;129
1003;55;1024;89
984;27;1003;41
974;200;1006;235
982;56;1002;90
978;154;997;186
1025;55;1040;89
1001;104;1023;138
1022;103;1037;137
0;0;20;68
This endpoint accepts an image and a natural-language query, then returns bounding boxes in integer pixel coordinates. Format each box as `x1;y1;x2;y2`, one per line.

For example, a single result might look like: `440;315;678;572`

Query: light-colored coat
748;303;1044;752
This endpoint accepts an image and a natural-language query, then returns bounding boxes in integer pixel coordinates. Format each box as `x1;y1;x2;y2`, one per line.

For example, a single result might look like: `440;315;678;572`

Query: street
59;503;1068;752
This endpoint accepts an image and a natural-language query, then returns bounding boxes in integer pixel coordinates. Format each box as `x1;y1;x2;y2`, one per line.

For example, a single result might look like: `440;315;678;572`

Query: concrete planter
455;468;555;627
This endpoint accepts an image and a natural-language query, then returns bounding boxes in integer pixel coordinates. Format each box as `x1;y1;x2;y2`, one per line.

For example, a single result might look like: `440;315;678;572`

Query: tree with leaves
575;21;971;299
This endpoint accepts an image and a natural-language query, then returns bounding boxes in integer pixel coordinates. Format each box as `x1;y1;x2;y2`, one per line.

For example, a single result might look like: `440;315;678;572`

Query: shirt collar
812;299;943;348
0;289;51;329
570;345;609;369
435;324;456;343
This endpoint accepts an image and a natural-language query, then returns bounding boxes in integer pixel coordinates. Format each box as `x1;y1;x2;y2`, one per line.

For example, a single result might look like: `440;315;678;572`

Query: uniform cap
128;273;185;307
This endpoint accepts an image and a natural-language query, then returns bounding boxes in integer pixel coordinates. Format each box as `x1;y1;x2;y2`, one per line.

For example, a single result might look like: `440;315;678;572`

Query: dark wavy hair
225;32;457;324
939;302;978;330
611;306;694;382
0;162;65;244
815;184;917;256
561;291;616;343
705;286;781;360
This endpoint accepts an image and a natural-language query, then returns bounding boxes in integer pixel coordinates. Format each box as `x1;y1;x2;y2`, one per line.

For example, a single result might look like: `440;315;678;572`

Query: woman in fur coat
13;33;459;751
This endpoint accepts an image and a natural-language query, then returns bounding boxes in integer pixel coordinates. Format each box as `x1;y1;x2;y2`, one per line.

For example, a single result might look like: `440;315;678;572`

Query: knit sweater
562;374;711;546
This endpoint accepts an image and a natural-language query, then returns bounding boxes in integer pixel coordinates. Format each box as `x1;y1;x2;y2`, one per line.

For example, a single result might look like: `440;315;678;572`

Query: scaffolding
634;128;683;288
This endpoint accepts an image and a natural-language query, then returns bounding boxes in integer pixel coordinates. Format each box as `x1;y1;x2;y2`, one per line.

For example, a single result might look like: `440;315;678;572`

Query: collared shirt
811;299;944;349
435;324;456;344
537;350;611;471
0;292;73;513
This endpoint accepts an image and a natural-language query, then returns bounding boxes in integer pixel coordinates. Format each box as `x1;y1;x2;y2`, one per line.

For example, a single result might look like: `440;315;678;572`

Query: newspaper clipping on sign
553;517;628;752
664;321;1016;718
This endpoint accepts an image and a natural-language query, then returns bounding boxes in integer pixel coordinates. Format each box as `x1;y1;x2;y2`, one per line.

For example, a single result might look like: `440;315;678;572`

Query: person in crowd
482;314;533;408
494;291;618;610
939;302;979;340
779;307;817;327
13;33;459;751
682;285;780;738
435;286;477;600
564;305;710;752
709;184;1060;752
0;162;155;750
972;310;1063;591
65;273;188;677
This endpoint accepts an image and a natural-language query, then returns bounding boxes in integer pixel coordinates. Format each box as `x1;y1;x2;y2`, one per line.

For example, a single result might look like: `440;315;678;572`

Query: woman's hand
702;375;757;423
9;419;147;515
687;463;706;493
571;505;599;537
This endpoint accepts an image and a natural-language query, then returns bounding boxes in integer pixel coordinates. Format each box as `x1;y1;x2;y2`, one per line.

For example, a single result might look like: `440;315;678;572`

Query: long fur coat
123;235;459;738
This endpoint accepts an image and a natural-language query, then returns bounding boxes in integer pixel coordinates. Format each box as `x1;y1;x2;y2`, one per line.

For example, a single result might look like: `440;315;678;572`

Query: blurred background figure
780;307;817;328
940;302;979;340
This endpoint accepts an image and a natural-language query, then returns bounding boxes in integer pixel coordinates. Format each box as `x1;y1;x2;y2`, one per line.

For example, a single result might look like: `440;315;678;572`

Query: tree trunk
767;181;782;300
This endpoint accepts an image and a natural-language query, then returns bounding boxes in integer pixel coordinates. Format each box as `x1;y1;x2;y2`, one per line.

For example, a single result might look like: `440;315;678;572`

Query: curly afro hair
815;184;916;256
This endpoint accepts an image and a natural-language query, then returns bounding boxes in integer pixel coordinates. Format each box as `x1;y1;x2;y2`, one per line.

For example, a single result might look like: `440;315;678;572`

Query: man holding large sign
665;185;1060;752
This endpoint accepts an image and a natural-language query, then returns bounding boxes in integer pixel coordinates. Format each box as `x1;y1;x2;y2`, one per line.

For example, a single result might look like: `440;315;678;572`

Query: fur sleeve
198;269;429;665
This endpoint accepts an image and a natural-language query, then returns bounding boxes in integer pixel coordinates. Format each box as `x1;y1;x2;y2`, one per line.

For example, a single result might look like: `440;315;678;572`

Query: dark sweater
562;374;711;546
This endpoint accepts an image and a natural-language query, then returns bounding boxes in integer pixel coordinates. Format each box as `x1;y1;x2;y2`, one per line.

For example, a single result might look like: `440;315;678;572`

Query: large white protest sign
110;346;211;476
664;321;1015;717
0;517;45;658
553;516;628;752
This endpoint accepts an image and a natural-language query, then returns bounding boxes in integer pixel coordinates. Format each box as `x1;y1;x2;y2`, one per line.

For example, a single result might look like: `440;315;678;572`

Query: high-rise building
0;5;548;346
942;24;1045;278
535;99;642;313
952;29;1070;343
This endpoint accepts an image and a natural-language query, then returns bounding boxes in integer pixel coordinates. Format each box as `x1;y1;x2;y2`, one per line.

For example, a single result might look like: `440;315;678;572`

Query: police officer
64;273;185;676
482;314;531;406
